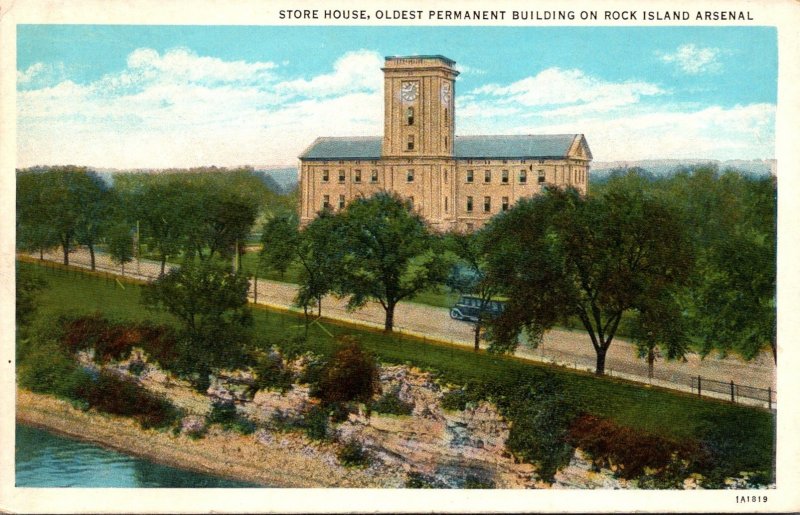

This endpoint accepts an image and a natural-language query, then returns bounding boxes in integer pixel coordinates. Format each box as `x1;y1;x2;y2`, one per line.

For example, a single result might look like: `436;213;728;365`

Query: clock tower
381;55;458;158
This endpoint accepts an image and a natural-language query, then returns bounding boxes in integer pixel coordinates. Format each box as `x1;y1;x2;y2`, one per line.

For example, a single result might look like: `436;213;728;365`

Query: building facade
299;55;592;231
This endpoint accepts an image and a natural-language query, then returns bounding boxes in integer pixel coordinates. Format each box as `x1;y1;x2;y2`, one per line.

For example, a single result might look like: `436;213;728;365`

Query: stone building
298;55;592;231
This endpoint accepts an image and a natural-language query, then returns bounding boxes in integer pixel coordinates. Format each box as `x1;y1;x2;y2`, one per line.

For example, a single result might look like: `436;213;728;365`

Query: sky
16;25;777;168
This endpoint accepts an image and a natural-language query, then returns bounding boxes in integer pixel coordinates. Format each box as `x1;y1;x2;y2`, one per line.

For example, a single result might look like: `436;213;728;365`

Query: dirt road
26;249;777;405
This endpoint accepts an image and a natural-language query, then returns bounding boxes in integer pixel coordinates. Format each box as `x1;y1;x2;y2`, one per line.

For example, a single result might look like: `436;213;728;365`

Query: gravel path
26;248;776;407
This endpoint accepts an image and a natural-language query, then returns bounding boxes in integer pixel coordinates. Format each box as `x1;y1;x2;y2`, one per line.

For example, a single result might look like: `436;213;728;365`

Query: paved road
26;248;777;407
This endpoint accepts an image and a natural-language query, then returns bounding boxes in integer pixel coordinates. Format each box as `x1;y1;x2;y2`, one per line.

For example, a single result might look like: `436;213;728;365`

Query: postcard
1;0;798;512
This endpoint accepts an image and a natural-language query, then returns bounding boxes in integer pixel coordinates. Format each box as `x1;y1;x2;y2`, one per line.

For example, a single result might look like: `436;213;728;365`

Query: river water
15;424;261;488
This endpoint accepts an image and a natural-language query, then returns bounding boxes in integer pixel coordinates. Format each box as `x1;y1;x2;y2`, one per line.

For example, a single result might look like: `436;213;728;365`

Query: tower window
445;196;449;213
538;170;546;184
322;169;329;183
484;170;491;183
502;196;509;211
444;108;449;125
407;135;415;151
406;107;415;126
484;196;491;213
407;169;415;182
519;170;527;184
466;170;474;183
502;170;509;183
444;136;448;150
371;169;378;183
338;170;345;183
338;195;345;210
354;170;362;183
466;196;473;213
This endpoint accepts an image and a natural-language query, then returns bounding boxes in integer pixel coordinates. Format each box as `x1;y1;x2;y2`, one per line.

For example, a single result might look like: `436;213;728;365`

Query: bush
405;472;448;489
252;349;293;392
464;474;496;489
17;339;92;399
504;380;578;483
207;400;256;435
316;337;379;406
337;439;370;468
370;386;413;416
302;405;330;441
567;414;705;481
77;371;181;429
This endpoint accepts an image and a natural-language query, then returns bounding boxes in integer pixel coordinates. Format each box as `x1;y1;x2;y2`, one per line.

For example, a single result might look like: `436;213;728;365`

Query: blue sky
17;25;777;168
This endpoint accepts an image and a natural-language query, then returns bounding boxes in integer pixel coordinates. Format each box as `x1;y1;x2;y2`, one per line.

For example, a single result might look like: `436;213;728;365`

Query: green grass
18;259;775;472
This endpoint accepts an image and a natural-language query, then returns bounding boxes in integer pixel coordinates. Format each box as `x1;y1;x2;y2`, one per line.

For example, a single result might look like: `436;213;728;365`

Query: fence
21;252;778;412
691;376;776;410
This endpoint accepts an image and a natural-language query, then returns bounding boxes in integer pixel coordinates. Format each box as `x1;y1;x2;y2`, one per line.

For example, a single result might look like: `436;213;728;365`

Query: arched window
406;107;414;125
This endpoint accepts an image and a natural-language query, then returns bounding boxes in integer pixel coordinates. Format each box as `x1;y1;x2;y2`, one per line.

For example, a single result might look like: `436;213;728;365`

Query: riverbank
16;389;405;488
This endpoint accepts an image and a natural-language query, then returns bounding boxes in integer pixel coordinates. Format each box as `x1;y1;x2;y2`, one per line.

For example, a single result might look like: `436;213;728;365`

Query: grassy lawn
18;259;775;472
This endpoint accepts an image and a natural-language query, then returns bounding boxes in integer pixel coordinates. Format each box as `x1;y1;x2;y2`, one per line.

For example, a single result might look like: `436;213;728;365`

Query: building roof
299;134;589;161
385;55;456;66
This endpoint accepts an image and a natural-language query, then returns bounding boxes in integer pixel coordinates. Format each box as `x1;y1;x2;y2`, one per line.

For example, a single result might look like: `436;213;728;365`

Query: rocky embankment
17;348;770;489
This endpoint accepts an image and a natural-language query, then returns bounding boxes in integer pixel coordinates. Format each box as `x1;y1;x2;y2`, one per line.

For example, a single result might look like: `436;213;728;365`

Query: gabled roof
299;134;590;161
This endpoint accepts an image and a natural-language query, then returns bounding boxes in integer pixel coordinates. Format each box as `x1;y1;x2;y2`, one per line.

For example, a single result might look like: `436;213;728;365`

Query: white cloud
659;44;722;74
17;48;384;168
472;67;665;115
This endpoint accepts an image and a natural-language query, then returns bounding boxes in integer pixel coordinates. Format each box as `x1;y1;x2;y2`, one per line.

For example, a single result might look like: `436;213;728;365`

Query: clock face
441;82;451;104
401;81;418;102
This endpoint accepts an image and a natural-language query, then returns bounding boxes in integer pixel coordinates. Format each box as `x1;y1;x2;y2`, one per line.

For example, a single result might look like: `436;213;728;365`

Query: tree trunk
384;302;395;332
473;322;481;351
62;243;69;266
771;339;777;364
160;255;167;276
39;248;44;260
303;304;309;337
595;346;608;375
317;296;323;317
89;245;96;271
647;348;655;379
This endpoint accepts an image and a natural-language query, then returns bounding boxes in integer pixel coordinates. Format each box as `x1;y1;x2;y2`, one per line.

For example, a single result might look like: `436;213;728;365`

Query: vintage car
449;295;505;323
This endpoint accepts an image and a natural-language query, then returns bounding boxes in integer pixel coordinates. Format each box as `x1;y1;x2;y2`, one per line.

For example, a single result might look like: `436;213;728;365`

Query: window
519;170;527;184
484;196;491;213
466;196;473;213
444;136;448;150
406;107;414;126
502;196;509;211
322;169;329;183
323;195;330;209
338;170;345;183
538;170;546;184
444;170;448;182
502;170;509;184
466;223;474;231
407;169;415;182
407;135;415;151
371;169;378;183
353;170;361;183
466;170;474;183
338;195;345;210
484;170;491;183
445;196;449;213
444;108;449;125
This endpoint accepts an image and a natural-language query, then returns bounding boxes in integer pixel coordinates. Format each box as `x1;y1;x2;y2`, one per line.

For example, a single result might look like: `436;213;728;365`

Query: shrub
464;474;496;489
405;472;448;489
370;386;413;416
207;400;256;435
337;439;370;468
302;405;330;441
504;380;578;483
17;339;92;399
252;349;293;392
316;337;379;406
77;371;181;429
567;414;705;481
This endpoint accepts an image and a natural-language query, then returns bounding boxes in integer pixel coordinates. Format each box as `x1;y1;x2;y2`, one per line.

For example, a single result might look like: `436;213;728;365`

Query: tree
484;186;692;375
16;170;60;259
16;264;47;331
16;167;108;266
445;229;501;351
106;222;134;276
260;211;339;331
628;292;690;379
331;193;450;332
142;259;252;389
